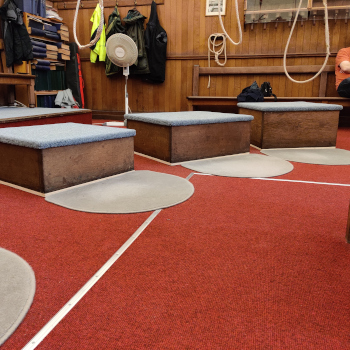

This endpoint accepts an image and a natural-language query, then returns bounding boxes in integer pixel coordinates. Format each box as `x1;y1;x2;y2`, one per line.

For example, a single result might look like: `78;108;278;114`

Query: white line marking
190;173;350;187
22;209;162;350
251;177;350;187
0;180;45;197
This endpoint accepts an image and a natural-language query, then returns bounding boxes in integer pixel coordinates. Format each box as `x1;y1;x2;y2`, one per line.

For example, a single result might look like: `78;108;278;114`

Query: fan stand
123;66;130;116
104;67;130;127
104;33;138;127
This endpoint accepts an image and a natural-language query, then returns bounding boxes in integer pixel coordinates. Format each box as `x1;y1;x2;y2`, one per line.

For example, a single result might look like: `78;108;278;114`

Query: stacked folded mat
28;18;70;44
28;19;61;40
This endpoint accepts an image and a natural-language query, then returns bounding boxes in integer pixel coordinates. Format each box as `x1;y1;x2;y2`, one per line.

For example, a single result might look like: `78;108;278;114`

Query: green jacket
123;9;150;75
105;5;125;76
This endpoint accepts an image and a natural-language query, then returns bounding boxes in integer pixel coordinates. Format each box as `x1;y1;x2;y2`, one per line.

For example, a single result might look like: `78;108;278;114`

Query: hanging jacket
123;9;150;75
105;5;126;76
90;4;106;63
66;42;84;108
144;1;167;83
0;0;33;67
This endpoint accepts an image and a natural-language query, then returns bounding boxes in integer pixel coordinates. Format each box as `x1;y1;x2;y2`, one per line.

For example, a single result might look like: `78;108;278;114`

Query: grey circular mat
181;154;293;178
261;148;350;165
0;248;36;346
45;170;194;213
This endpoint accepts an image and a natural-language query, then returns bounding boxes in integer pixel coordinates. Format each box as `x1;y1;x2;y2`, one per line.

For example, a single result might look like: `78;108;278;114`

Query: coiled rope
283;0;330;83
73;0;104;49
208;0;242;88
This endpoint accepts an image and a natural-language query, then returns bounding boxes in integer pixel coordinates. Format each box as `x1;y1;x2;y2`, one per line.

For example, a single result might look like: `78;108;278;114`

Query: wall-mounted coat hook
345;10;349;24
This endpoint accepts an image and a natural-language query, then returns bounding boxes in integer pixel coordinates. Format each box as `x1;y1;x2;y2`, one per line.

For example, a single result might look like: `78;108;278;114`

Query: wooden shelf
35;91;60;95
19;13;69;107
26;13;63;24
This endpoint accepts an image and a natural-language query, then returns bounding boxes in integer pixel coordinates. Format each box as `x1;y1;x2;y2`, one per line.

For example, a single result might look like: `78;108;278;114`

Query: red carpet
36;175;350;349
0;185;150;349
0;126;349;349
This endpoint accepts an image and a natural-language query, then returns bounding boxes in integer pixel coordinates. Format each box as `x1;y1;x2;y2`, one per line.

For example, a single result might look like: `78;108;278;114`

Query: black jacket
144;1;167;83
0;0;33;67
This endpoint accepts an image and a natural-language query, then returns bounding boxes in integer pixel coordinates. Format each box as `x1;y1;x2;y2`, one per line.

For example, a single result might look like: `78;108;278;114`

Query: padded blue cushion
0;107;90;121
125;111;254;126
237;101;343;112
0;123;136;149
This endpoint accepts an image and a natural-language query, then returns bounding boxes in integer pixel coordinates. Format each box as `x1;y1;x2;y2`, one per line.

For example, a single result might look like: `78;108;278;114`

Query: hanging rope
217;0;242;47
208;34;227;66
207;0;242;88
283;0;330;83
73;0;105;49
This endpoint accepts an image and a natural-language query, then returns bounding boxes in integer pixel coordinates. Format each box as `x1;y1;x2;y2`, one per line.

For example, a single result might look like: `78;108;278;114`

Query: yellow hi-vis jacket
90;4;106;63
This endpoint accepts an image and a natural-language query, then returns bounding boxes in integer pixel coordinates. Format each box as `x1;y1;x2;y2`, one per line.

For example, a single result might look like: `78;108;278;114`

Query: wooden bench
0;39;35;107
187;65;350;111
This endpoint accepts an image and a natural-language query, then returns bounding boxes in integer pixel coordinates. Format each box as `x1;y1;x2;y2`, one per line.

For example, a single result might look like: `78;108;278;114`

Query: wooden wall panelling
55;0;350;116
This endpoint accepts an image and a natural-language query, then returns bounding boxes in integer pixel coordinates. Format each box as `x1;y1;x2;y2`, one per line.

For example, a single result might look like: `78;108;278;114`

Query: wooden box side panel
0;143;44;192
263;110;339;148
127;120;171;162
171;121;251;163
42;137;134;192
239;108;263;148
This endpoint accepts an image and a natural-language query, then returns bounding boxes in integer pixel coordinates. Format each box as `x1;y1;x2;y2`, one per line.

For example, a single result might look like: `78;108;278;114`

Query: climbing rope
208;33;227;67
207;0;242;88
283;0;330;83
217;0;242;47
73;0;104;49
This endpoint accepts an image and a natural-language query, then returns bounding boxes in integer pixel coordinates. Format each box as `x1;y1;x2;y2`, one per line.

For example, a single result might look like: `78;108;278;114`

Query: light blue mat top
125;111;254;126
0;123;136;149
237;101;343;112
0;107;91;121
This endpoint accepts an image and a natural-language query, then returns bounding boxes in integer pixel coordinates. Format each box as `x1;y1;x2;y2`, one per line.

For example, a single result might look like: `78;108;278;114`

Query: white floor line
190;172;350;187
22;209;162;350
251;177;350;187
22;172;196;349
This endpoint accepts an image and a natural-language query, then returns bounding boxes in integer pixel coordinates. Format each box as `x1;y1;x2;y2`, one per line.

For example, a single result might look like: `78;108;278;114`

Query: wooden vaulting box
0;123;136;193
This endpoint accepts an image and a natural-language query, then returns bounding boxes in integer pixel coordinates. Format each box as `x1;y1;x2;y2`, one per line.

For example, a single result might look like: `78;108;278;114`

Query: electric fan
105;34;138;125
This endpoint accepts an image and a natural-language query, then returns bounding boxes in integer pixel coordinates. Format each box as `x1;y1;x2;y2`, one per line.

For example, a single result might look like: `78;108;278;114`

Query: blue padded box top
0;123;136;149
0;107;91;122
125;111;254;126
237;101;343;112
